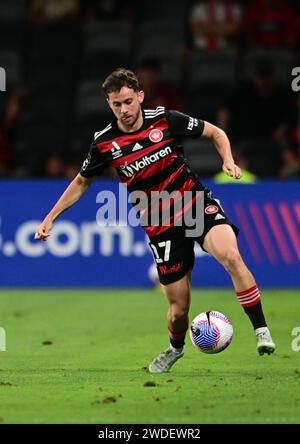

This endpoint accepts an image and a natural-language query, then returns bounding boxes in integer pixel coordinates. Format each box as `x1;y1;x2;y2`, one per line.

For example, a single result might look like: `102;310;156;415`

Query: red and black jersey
80;107;205;237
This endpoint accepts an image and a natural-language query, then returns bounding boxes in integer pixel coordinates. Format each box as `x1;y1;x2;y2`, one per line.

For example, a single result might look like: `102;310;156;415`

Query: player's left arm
202;121;242;179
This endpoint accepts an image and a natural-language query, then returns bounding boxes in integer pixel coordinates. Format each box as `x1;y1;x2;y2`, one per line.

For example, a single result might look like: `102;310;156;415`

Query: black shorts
148;188;239;285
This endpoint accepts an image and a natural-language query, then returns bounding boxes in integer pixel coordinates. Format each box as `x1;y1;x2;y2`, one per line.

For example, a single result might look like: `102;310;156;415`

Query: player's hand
35;220;52;241
222;159;242;179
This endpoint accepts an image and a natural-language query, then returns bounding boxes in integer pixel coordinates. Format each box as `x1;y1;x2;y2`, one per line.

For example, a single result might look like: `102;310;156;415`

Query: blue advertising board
0;180;299;288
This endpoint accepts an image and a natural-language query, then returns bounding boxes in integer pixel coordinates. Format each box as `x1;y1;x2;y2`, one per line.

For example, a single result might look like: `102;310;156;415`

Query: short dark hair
102;68;140;97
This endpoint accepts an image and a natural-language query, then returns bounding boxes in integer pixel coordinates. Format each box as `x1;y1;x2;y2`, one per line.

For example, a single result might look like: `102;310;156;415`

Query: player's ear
137;90;144;104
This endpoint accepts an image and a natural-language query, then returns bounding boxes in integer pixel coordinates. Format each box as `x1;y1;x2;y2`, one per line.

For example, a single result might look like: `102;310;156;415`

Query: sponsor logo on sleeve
188;117;199;131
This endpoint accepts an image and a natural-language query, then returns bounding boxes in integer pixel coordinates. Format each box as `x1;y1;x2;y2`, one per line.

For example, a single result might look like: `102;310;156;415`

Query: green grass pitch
0;289;299;424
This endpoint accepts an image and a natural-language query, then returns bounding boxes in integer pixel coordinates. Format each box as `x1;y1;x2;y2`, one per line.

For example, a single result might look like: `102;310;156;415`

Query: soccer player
35;68;275;373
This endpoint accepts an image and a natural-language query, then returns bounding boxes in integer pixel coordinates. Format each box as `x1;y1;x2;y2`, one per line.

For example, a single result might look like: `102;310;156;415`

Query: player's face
107;87;144;129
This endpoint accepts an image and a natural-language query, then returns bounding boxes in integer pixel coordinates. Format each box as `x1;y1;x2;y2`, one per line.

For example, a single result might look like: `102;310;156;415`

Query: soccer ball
189;310;233;354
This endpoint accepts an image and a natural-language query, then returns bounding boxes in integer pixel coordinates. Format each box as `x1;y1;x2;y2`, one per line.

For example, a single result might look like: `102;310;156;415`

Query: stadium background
0;0;299;288
1;0;300;426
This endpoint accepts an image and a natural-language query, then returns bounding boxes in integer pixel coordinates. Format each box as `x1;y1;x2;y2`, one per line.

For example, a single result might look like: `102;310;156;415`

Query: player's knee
219;247;243;274
168;296;189;322
170;305;189;324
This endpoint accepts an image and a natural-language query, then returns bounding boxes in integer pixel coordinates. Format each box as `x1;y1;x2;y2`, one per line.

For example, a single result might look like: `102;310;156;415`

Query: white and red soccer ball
190;310;233;354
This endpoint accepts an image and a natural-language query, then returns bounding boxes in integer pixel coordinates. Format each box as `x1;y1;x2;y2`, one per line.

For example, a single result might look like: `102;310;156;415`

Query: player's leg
202;224;275;355
148;228;194;373
149;273;191;373
162;271;191;350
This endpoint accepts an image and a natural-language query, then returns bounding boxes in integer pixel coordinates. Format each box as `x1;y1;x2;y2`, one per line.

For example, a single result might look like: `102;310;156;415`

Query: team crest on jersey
205;205;219;215
149;128;163;143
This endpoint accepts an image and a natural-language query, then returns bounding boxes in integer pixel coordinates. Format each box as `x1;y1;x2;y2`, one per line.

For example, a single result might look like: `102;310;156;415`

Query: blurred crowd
0;0;300;179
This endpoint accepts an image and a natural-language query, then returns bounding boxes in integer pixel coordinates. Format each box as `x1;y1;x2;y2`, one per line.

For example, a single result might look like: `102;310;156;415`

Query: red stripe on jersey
144;163;186;194
143;177;201;238
147;177;197;219
111;138;174;168
97;117;169;153
172;178;200;222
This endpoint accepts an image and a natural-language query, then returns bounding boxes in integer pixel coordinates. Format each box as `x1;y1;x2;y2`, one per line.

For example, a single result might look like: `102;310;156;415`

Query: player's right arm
35;133;107;241
35;173;95;241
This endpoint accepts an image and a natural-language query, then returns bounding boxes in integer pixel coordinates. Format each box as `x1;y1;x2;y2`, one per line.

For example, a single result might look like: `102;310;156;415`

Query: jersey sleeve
80;142;107;178
166;109;205;138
